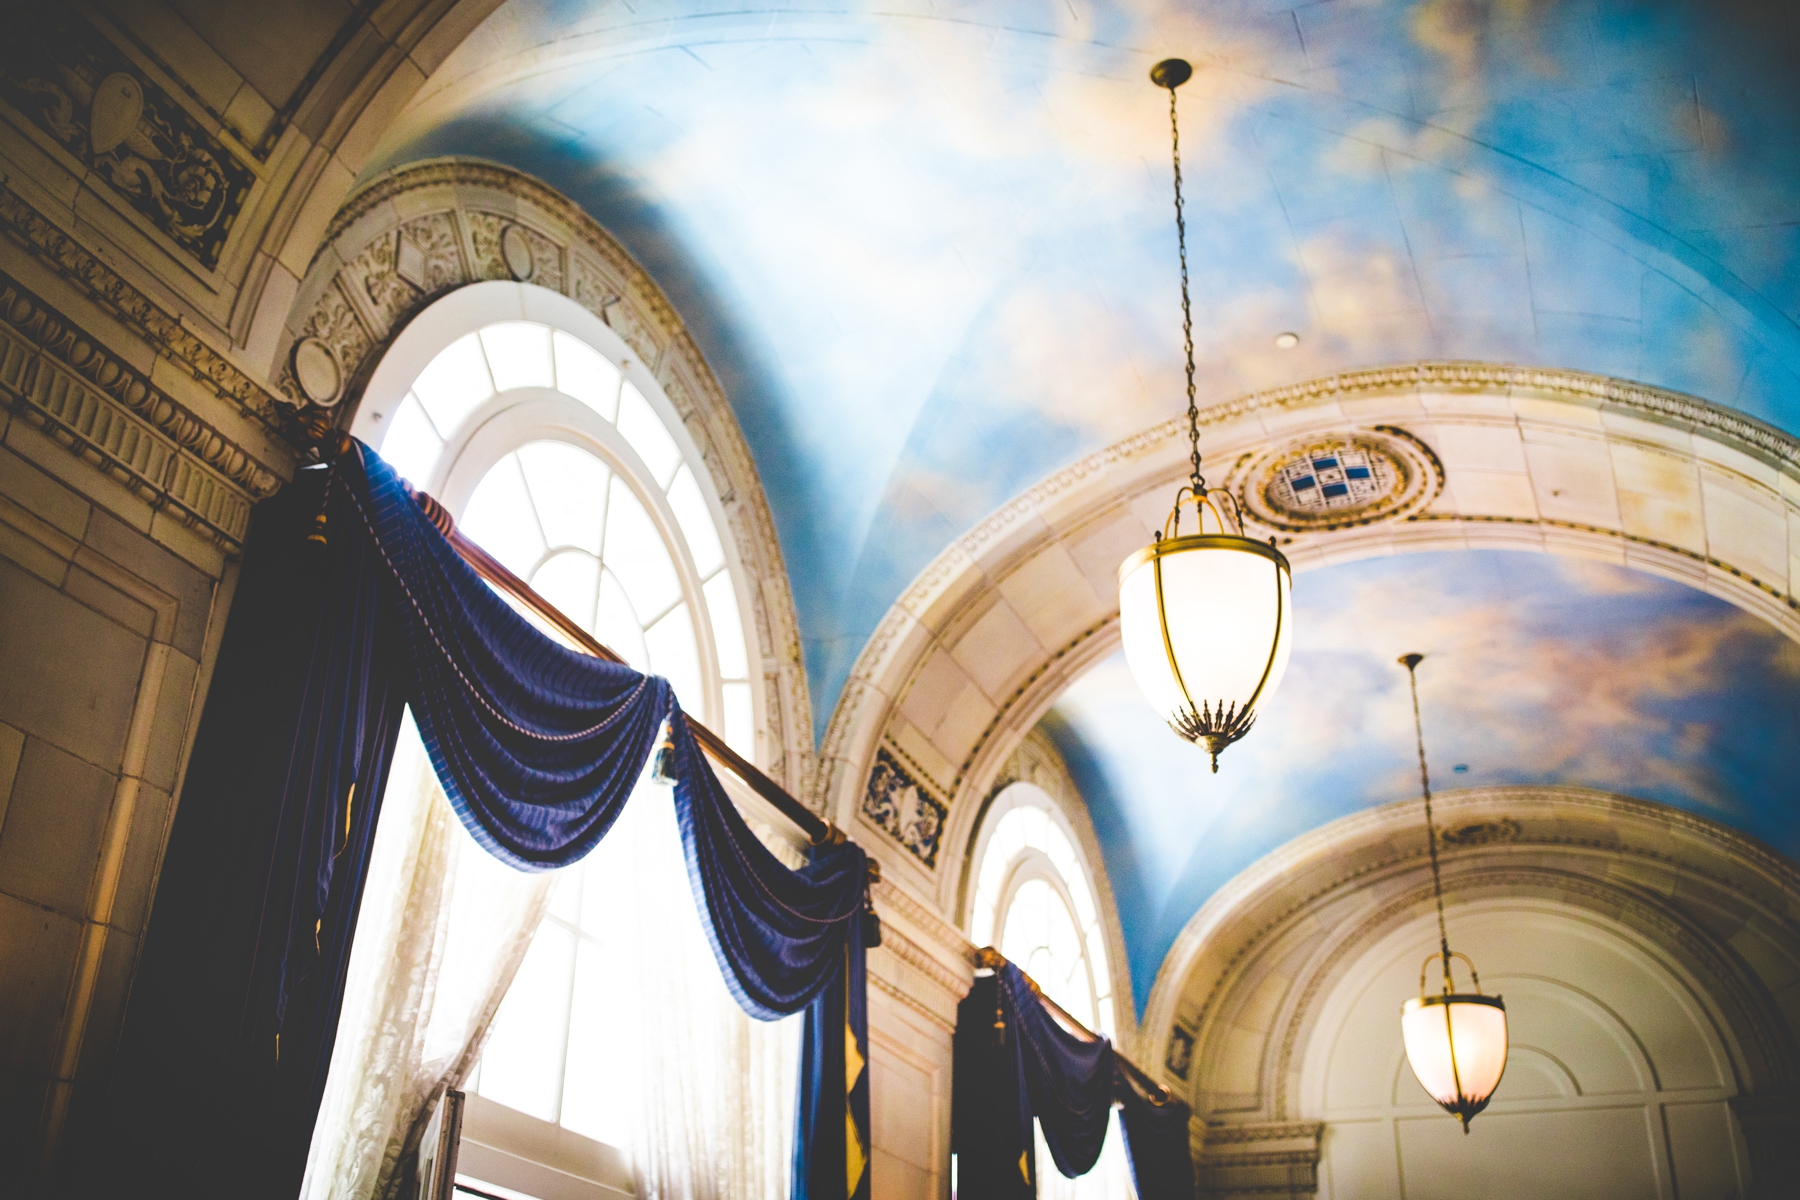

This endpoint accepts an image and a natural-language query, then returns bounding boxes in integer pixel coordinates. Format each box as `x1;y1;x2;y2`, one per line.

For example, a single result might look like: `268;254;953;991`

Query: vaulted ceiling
372;0;1800;732
365;0;1800;999
1049;550;1800;1010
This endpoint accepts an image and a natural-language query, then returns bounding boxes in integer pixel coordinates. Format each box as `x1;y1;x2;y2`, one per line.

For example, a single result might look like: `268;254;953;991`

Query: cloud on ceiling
1047;548;1800;1013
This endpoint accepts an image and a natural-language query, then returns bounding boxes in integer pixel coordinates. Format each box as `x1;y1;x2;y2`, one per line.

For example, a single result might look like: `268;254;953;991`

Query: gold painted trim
1118;532;1293;584
1404;993;1506;1012
1240;552;1287;717
1151;549;1201;720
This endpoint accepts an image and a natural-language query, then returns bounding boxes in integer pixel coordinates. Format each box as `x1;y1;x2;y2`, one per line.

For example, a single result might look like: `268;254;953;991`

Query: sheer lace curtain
609;781;801;1200
302;712;800;1200
301;713;555;1200
1036;1113;1138;1200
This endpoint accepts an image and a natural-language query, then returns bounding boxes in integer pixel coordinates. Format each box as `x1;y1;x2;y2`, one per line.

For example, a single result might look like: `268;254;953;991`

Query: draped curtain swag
953;961;1193;1199
91;442;873;1200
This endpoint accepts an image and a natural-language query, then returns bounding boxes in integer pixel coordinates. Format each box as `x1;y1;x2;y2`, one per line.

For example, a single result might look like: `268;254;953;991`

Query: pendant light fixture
1119;59;1294;771
1396;653;1508;1132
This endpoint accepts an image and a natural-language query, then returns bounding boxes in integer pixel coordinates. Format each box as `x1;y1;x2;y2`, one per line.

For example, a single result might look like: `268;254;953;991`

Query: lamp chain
1166;83;1203;496
1403;657;1454;989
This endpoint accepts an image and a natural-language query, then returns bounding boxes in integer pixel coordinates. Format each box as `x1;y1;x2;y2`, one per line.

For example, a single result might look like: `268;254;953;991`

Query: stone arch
819;364;1800;909
1140;786;1800;1195
276;158;814;794
957;729;1138;1046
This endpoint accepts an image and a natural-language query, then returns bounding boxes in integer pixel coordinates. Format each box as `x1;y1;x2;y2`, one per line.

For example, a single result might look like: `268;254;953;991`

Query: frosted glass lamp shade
1118;534;1293;770
1402;994;1508;1130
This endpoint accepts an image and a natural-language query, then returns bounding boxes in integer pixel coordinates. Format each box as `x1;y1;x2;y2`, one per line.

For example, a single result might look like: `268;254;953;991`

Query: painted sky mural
374;0;1800;734
1047;548;1800;1013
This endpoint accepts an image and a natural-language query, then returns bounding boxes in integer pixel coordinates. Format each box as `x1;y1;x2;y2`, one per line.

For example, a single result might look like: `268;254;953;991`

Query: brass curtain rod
388;475;844;850
974;947;1176;1107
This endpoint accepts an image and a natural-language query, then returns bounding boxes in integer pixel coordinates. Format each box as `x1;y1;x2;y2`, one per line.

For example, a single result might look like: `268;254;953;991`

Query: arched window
967;782;1133;1199
970;785;1118;1039
353;282;754;753
324;282;790;1199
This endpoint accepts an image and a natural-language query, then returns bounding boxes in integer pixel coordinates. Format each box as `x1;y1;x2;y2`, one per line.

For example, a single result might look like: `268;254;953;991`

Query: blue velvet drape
952;970;1036;1200
82;464;408;1198
952;963;1113;1193
92;442;871;1200
953;959;1192;1197
1115;1068;1194;1198
343;443;875;1199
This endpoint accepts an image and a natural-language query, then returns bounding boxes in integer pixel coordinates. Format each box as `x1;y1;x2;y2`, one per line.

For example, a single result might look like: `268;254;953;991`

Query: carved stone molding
0;272;281;545
873;877;975;990
282;158;814;798
872;917;971;1011
1139;786;1800;1174
0;184;289;435
816;361;1800;931
1197;1121;1323;1200
0;11;258;271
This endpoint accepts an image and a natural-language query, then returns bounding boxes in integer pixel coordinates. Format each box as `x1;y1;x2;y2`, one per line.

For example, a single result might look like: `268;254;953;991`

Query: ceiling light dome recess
1396;654;1508;1131
1118;59;1294;772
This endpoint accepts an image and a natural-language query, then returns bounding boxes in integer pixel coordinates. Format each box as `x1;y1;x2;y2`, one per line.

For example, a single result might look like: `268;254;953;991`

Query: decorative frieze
467;212;564;294
0;11;256;270
0;273;279;545
0;185;287;432
1197;1122;1323;1200
863;745;949;867
284;158;815;800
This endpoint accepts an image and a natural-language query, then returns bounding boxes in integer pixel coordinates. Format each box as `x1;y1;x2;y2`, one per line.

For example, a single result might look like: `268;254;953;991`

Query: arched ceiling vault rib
821;362;1800;918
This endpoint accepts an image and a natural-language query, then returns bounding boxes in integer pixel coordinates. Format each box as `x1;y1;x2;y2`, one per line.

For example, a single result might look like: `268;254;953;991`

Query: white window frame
349;281;766;1197
351;280;759;749
966;781;1121;1041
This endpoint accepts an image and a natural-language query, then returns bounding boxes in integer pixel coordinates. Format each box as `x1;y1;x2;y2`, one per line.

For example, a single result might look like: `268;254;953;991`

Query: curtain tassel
650;722;678;786
862;857;883;947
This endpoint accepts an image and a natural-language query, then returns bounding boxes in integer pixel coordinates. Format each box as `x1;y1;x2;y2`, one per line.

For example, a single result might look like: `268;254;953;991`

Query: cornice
0;273;282;546
868;971;955;1033
872;878;974;997
0;184;289;437
872;926;969;1016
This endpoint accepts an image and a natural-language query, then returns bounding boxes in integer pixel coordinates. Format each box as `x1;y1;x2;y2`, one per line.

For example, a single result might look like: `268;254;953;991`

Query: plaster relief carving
346;232;421;331
500;223;536;280
282;283;369;409
603;294;661;369
0;11;256;270
88;73;143;156
284;159;814;802
290;338;343;407
402;213;465;294
864;746;949;867
468;212;562;294
568;255;620;320
0;185;286;433
1166;1025;1195;1080
0;273;279;545
1230;425;1444;533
